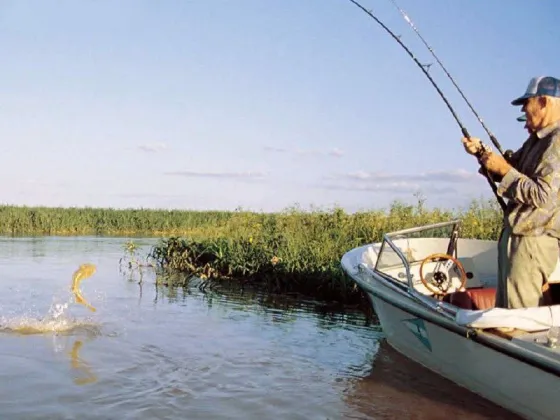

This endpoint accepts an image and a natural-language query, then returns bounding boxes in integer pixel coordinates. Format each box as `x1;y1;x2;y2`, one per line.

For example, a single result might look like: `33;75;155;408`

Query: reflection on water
344;342;520;419
0;236;516;419
70;340;97;386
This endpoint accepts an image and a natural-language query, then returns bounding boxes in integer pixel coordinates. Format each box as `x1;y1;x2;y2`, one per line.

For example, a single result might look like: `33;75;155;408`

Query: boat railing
381;233;415;290
380;219;461;289
359;260;459;320
378;219;463;320
383;219;462;238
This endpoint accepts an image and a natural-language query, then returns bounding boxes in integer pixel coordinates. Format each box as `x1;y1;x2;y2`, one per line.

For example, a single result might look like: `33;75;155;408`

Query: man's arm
478;142;524;183
497;138;560;208
478;165;504;183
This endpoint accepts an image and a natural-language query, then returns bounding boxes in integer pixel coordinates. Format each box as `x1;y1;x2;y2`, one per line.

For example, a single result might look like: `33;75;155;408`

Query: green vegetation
145;198;503;310
0;205;237;236
0;199;503;311
0;199;502;239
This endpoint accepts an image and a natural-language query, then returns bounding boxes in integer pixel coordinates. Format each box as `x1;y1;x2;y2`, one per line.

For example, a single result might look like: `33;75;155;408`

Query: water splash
0;263;101;336
0;300;99;335
50;301;69;320
0;316;96;335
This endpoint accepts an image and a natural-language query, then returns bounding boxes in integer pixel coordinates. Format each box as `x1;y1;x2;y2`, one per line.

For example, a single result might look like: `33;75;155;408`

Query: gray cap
512;76;560;106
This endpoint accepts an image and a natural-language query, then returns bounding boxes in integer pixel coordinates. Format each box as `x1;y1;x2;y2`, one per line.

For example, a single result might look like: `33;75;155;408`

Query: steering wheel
419;253;467;296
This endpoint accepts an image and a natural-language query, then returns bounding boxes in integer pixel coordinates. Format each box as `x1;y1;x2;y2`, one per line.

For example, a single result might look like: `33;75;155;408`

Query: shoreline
2;200;503;314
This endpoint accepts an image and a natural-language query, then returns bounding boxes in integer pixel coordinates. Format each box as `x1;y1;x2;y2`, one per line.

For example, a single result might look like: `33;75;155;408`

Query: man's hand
461;137;482;155
480;151;512;177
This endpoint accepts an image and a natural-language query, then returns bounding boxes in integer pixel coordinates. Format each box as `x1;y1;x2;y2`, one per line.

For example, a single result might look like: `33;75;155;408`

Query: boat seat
444;285;555;310
442;288;497;310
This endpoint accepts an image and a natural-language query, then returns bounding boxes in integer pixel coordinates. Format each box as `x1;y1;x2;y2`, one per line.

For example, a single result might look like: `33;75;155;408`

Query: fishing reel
474;143;499;182
474;142;513;163
474;141;492;159
474;142;514;184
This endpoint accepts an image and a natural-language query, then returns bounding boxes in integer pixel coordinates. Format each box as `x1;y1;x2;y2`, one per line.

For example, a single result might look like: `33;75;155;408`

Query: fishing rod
346;0;506;212
388;0;506;157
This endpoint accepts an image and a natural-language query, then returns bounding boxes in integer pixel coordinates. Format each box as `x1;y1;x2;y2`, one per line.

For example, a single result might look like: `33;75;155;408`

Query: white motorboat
341;219;560;420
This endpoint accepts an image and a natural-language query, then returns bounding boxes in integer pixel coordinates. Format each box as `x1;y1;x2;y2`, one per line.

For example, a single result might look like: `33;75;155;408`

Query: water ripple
0;237;517;419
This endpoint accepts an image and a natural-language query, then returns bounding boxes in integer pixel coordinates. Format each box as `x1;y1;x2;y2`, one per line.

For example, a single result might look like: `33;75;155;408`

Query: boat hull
360;273;559;420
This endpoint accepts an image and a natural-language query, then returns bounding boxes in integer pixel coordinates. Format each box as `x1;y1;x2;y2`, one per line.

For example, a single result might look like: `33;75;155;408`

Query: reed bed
0;199;502;239
0;205;235;236
0;199;502;311
146;199;503;310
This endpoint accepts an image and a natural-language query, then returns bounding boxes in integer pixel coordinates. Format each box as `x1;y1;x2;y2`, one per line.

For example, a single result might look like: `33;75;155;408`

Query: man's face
522;96;547;132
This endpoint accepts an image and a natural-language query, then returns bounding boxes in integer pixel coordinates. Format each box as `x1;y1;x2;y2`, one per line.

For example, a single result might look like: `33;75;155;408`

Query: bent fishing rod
388;0;506;157
346;0;506;212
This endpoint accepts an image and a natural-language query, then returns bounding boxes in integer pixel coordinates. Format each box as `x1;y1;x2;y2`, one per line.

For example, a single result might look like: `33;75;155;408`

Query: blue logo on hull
402;318;432;351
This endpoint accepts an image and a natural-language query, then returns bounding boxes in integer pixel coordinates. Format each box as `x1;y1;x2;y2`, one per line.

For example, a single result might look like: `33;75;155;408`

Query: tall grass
146;198;504;309
0;205;236;236
0;199;503;310
0;199;502;239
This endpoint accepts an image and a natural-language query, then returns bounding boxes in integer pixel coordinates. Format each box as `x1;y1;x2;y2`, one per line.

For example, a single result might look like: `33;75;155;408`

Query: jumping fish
71;263;97;312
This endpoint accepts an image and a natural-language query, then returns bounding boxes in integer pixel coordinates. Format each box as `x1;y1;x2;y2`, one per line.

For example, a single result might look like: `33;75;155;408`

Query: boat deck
484;328;560;359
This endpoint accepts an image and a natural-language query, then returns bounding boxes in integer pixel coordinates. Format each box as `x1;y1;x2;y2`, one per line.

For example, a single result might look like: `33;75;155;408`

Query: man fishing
462;76;560;309
348;0;559;309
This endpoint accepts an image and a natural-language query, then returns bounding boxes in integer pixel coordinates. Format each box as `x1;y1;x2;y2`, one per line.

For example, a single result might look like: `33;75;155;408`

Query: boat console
372;219;560;311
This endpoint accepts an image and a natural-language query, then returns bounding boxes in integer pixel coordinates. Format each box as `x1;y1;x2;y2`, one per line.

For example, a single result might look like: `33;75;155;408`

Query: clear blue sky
2;0;559;212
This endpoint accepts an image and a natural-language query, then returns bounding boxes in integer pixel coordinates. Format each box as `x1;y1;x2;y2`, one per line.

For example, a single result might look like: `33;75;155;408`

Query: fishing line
388;0;505;157
346;0;506;211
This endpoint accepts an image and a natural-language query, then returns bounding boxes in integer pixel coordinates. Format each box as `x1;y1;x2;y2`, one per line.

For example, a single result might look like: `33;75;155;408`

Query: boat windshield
375;220;461;273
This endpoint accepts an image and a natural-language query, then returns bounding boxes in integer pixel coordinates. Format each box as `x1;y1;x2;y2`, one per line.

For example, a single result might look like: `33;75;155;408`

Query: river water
0;236;516;419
